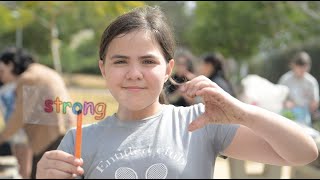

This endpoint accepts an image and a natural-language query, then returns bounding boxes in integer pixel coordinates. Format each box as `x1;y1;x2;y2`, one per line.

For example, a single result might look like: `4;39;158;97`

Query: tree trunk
50;23;62;74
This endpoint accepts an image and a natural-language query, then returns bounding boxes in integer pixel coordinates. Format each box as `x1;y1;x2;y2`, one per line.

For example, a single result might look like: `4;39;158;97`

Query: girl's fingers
43;168;75;179
195;87;219;98
180;76;216;98
45;150;83;166
188;81;213;97
45;159;84;175
37;151;84;179
180;76;205;91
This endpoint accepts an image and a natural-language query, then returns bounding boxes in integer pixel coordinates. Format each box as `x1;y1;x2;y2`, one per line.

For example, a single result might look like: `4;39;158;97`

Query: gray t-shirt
58;103;239;179
278;71;319;107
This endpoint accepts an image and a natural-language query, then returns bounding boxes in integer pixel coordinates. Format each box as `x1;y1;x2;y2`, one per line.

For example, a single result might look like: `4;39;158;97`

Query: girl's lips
123;86;146;92
124;86;145;89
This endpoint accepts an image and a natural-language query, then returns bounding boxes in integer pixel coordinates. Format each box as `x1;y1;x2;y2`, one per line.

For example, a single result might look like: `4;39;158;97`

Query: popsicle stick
74;110;82;159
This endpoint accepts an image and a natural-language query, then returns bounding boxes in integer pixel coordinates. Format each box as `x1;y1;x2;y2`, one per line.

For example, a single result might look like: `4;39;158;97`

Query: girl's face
99;30;174;112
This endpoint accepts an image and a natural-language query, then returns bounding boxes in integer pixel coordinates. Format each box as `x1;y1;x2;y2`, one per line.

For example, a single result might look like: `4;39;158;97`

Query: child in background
278;51;319;127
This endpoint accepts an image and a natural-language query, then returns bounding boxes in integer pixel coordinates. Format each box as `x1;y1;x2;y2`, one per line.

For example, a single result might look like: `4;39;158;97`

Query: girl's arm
222;104;318;166
182;75;318;166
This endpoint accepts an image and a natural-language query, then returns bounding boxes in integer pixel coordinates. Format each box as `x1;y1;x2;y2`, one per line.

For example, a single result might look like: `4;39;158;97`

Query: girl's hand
180;75;246;132
36;150;84;179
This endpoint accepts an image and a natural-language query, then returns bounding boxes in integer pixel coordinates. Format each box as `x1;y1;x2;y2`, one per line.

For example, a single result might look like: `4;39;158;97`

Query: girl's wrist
230;101;253;126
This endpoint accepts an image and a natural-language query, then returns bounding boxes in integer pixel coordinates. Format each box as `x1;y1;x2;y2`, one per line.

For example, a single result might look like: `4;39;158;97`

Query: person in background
0;47;76;178
0;82;14;157
166;48;196;106
278;51;319;127
199;53;236;97
0;62;32;179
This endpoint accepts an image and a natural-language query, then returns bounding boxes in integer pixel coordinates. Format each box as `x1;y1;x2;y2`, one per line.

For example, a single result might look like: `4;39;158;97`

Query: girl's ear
165;59;174;82
99;60;106;79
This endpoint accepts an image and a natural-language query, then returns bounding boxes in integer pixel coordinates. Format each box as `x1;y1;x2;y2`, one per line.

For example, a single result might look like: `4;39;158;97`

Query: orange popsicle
74;110;82;159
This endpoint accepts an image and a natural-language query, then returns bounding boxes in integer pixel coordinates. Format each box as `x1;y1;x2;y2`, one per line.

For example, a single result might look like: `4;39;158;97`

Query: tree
145;1;194;48
0;1;145;74
186;2;279;59
0;2;34;34
185;1;320;61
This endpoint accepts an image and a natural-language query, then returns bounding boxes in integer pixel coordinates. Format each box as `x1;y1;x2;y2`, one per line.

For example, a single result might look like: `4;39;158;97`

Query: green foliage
185;2;320;61
60;39;101;74
281;109;296;121
0;1;145;74
0;4;34;34
1;1;320;75
188;2;282;58
145;1;193;47
0;5;17;33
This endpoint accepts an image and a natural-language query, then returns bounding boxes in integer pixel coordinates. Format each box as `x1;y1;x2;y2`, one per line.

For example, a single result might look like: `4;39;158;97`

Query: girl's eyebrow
110;54;158;60
110;55;129;60
139;55;157;60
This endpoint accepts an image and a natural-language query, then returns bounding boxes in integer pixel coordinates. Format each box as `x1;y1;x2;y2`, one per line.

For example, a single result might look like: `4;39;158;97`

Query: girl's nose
125;65;143;80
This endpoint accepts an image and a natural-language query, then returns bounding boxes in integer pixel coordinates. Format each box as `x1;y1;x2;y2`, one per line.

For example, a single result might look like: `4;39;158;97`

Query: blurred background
0;1;320;179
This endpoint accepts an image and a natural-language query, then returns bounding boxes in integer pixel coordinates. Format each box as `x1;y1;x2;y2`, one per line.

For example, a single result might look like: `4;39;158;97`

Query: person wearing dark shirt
199;53;236;97
166;50;196;106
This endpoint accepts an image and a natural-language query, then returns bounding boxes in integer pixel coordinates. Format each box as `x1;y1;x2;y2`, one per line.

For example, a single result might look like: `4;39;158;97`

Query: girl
36;6;318;179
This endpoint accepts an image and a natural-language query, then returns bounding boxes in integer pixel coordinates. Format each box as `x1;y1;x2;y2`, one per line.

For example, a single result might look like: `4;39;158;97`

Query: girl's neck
116;101;163;121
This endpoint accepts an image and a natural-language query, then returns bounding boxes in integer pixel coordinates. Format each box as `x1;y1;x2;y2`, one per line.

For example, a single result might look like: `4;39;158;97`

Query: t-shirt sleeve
312;78;319;102
207;124;239;155
57;128;76;155
194;103;240;155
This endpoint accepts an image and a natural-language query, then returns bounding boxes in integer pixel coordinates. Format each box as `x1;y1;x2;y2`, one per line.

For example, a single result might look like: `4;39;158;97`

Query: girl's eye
143;60;155;64
114;60;127;64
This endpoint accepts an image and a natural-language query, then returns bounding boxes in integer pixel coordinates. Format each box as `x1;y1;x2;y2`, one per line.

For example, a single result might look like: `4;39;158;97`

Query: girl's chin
121;103;149;111
118;100;159;111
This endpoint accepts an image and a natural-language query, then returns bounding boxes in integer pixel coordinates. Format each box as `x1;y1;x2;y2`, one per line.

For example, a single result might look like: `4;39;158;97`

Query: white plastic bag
239;74;289;114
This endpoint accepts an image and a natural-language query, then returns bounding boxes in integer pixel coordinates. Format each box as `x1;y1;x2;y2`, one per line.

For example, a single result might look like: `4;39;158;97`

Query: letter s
44;99;53;113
